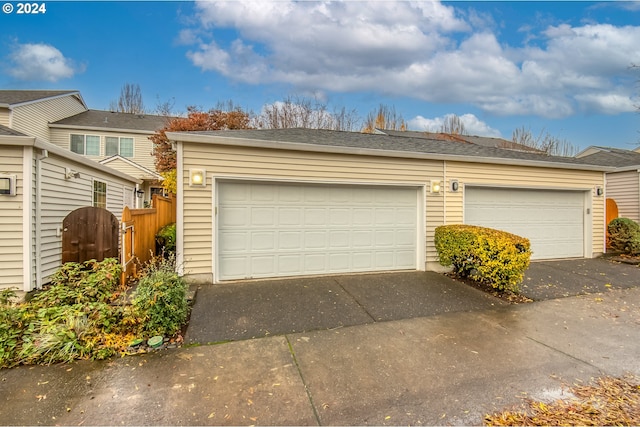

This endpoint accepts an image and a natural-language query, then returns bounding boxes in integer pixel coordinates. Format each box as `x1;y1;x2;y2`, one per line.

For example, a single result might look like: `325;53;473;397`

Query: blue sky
1;1;639;151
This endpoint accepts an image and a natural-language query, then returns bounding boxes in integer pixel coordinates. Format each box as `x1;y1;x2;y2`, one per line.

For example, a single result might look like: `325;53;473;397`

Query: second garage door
465;187;585;259
217;181;419;280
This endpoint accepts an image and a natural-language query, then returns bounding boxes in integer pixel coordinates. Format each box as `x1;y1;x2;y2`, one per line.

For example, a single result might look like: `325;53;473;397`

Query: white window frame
105;136;135;157
70;134;100;156
93;179;107;209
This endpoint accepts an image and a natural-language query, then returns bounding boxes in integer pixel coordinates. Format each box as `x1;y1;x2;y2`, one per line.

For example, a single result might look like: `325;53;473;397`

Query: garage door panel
465;188;584;260
218;182;419;280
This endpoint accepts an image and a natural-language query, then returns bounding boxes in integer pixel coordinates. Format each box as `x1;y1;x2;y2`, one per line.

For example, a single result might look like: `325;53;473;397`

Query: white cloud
182;1;640;118
7;43;80;82
408;113;502;137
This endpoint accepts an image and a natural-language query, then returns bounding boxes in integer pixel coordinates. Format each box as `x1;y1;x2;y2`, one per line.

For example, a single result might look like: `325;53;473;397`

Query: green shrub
130;255;188;337
608;218;640;255
0;289;27;367
156;223;176;253
435;224;531;293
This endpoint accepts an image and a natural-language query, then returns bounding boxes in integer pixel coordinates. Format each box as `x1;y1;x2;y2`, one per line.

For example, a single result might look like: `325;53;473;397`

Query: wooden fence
605;197;619;249
121;194;176;285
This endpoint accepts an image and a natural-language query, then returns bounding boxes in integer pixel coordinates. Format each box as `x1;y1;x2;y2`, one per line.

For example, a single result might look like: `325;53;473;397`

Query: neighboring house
376;129;543;153
0;124;141;292
167;128;611;284
576;146;640;223
0;90;170;207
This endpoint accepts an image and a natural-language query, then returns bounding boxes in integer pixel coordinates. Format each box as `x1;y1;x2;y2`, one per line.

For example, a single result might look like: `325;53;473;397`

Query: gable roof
575;146;640;170
0;133;141;184
0;90;85;108
168;128;611;172
50;109;171;133
377;129;542;153
99;155;163;180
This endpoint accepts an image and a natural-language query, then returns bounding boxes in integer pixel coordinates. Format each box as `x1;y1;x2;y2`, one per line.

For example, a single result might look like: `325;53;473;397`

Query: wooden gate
121;194;176;284
606;198;619;248
62;207;119;264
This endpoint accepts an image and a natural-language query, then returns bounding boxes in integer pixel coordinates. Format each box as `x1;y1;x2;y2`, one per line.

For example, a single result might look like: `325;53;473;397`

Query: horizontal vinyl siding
50;128;157;173
0;146;24;290
606;171;640;223
447;161;606;257
38;155;135;284
182;143;443;276
0;109;10;127
11;96;86;141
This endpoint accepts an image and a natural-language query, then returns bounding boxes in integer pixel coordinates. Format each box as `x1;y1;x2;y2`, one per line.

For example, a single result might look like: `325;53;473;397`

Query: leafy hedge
435;224;532;292
156;222;176;253
0;256;188;368
608;217;640;255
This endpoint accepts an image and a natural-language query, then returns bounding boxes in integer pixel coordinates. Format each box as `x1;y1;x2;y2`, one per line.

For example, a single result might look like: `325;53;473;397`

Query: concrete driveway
0;258;638;426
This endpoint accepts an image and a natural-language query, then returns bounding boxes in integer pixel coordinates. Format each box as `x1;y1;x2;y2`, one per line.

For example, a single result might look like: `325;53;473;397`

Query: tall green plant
130;255;188;337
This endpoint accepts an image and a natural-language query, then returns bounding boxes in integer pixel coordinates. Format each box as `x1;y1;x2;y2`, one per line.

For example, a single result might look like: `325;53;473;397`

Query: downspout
35;148;48;289
175;141;184;276
22;146;33;292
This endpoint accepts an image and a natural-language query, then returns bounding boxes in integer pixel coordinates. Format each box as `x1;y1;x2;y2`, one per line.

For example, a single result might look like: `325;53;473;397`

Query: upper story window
105;137;134;157
93;180;107;209
70;134;100;156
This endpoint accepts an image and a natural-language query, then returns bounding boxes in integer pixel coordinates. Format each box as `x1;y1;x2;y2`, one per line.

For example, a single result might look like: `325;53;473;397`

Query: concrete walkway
1;260;639;426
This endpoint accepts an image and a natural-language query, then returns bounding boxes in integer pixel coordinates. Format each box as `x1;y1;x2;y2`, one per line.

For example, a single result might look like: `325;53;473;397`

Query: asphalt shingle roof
378;129;542;152
577;147;640;168
0;123;28;136
0;90;78;105
52;110;172;132
184;128;607;168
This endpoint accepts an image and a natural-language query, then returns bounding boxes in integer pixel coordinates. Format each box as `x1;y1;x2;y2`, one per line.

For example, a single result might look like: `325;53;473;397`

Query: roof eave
167;132;614;173
49;123;155;135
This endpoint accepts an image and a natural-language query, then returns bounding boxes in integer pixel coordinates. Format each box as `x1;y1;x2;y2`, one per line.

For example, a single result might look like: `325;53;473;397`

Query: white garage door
217;181;419;280
465;187;585;259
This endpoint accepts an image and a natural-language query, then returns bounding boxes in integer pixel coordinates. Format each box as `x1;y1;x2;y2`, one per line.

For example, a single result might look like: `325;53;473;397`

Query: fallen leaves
485;375;640;426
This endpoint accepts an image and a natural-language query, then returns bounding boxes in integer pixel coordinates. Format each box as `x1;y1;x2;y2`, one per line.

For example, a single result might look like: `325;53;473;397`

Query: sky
1;0;639;151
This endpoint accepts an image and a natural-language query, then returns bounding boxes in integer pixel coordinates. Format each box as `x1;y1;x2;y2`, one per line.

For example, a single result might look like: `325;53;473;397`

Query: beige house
0;125;140;292
0;90;168;207
576;146;640;223
168;128;611;284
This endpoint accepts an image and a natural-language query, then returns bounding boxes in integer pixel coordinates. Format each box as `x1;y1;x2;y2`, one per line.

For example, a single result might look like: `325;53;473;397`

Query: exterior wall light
596;187;604;196
64;167;80;179
189;168;206;187
0;174;16;196
430;180;441;194
450;179;459;192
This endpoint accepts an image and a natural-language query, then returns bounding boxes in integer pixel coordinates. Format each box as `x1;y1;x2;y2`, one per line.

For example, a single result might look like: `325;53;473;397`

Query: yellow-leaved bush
434;224;532;293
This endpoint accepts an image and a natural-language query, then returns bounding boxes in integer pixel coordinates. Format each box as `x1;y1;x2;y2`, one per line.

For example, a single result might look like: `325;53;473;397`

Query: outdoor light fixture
596;187;604;196
0;174;16;196
189;168;206;187
64;168;80;180
134;189;144;198
450;179;459;192
430;180;441;194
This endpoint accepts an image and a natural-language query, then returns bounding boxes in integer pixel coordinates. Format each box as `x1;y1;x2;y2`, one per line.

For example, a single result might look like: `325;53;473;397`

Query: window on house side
93;180;107;209
105;136;134;157
70;134;100;156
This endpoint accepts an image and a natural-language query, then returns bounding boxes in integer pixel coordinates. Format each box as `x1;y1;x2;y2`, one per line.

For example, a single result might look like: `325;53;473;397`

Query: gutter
48;123;156;135
167;132;615;173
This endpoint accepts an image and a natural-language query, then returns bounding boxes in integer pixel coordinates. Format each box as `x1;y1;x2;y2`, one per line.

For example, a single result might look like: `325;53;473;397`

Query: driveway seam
333;277;377;323
285;335;322;426
524;335;604;373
